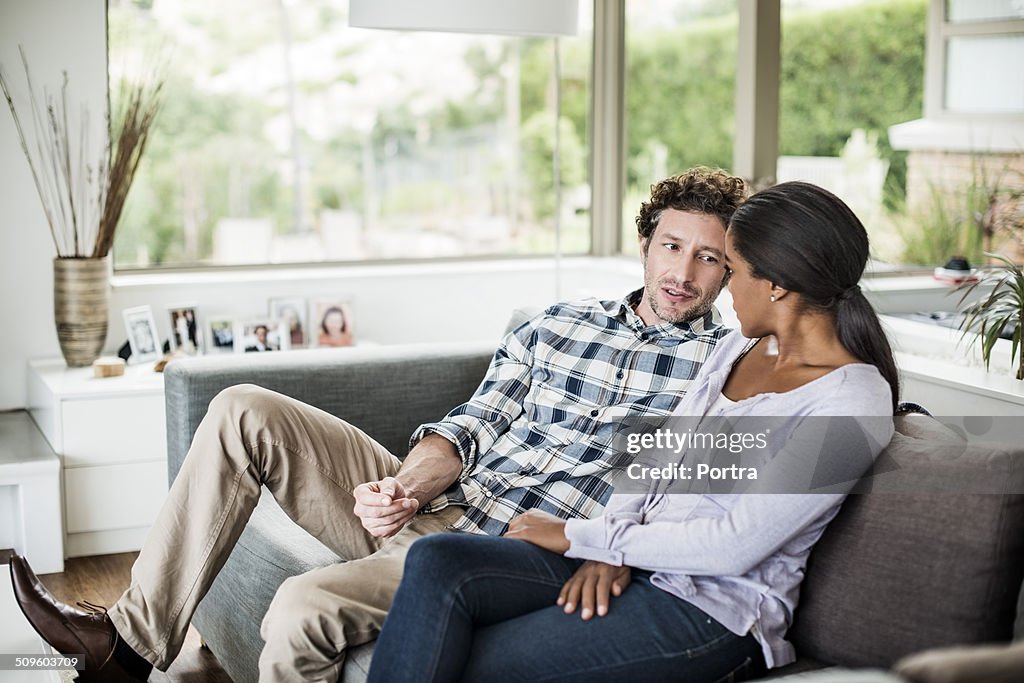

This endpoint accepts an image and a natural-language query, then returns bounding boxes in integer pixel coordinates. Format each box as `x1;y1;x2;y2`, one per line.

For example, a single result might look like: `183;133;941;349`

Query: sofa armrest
164;341;495;484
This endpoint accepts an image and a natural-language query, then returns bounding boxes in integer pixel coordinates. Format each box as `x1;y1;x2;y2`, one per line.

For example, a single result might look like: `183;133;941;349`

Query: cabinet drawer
64;462;168;534
62;395;167;467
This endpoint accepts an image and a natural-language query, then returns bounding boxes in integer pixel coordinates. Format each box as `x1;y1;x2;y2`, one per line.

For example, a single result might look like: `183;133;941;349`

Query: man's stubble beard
644;275;720;325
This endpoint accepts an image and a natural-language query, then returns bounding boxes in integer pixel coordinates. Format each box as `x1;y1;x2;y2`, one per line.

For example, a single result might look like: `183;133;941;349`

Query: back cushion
790;416;1024;667
504;307;542;335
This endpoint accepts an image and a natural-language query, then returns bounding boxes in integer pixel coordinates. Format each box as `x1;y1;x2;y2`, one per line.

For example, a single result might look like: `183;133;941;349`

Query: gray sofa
164;342;1024;683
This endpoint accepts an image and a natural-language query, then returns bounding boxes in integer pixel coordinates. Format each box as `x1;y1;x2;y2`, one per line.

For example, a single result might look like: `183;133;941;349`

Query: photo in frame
206;316;237;355
236;319;289;353
311;299;355;348
122;305;161;364
168;304;201;354
269;296;308;348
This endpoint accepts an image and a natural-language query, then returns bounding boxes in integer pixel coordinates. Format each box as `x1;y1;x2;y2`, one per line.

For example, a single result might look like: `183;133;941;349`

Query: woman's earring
770;294;776;302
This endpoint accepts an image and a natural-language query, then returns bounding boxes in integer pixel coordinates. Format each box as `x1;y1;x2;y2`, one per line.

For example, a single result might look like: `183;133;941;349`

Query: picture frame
167;304;201;354
236;319;290;354
205;316;237;355
268;296;308;348
122;305;161;364
311;299;355;348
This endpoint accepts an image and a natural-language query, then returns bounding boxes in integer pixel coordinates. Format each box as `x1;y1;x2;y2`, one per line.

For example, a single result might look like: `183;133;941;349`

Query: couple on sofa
13;168;901;682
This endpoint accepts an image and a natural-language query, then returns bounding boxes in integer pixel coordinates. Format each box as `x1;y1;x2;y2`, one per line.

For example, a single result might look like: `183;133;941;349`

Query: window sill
110;255;609;290
888;117;1024;154
883;315;1024;413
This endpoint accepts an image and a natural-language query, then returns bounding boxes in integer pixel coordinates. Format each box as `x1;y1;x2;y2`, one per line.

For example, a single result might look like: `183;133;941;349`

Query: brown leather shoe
9;555;148;682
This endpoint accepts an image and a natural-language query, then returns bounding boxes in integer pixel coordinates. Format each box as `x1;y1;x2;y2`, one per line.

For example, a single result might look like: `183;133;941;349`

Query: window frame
924;0;1024;121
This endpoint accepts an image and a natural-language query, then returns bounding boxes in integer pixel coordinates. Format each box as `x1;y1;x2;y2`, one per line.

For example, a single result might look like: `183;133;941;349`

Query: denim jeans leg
461;571;767;683
366;533;582;683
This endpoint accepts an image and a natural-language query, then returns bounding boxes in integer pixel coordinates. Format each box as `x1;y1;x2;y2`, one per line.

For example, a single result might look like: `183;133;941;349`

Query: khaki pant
107;384;460;682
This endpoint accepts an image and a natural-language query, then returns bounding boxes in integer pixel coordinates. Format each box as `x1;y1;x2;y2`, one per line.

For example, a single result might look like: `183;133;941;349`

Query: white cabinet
27;360;168;558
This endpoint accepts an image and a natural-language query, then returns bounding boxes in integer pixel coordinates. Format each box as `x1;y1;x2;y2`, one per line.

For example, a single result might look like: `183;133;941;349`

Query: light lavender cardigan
564;332;895;669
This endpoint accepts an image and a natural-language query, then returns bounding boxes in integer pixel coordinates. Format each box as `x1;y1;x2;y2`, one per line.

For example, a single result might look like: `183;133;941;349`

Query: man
11;167;746;682
245;324;271;352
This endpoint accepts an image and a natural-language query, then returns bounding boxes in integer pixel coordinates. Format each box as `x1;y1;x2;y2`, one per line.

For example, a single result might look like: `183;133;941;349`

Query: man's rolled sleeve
409;422;478;483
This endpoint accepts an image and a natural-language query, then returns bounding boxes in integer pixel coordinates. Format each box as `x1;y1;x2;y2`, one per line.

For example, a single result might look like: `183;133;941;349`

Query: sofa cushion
504;307;542;335
790;416;1024;668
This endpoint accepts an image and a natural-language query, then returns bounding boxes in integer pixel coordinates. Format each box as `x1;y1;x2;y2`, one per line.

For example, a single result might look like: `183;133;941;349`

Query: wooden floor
3;549;233;682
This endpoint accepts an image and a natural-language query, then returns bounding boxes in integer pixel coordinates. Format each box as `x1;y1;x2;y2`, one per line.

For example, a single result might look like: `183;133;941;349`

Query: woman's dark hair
320;306;347;334
728;181;899;412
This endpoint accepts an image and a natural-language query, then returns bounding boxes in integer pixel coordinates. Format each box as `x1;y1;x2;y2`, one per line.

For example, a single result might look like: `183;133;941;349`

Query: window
621;1;926;262
622;0;739;251
108;0;592;269
778;0;926;267
930;0;1024;117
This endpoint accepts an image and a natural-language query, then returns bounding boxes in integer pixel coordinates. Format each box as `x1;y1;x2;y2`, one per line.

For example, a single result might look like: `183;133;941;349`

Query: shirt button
616;370;625;379
590;409;599;417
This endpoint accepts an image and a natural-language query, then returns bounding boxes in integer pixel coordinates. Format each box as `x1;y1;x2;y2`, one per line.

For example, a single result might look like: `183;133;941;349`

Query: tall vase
53;256;109;367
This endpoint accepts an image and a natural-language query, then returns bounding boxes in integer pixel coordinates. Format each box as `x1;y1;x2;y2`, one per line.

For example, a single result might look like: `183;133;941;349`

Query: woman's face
725;231;773;338
324;310;345;334
283;309;299;330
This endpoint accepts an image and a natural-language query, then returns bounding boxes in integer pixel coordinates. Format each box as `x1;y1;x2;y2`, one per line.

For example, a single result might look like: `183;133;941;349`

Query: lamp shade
349;0;579;37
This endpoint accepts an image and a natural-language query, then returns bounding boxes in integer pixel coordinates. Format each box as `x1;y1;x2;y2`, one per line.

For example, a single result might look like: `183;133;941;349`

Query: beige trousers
107;384;460;682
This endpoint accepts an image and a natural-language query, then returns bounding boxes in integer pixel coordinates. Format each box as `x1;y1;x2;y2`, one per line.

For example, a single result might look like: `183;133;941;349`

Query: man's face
636;209;728;326
255;326;268;344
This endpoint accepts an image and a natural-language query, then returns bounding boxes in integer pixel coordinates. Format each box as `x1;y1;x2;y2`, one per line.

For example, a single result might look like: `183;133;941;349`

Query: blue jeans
367;533;767;683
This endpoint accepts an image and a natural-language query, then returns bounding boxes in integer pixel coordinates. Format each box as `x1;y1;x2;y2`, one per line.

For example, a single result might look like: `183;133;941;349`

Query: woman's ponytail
835;291;900;412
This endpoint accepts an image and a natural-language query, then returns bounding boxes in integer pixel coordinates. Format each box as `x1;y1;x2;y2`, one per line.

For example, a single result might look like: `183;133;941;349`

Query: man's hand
558;560;631;620
353;477;420;538
503;509;570;554
352;434;463;539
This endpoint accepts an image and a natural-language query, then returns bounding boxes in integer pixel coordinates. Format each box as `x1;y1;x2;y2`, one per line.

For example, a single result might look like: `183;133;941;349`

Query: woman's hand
504;509;570;554
558;560;632;620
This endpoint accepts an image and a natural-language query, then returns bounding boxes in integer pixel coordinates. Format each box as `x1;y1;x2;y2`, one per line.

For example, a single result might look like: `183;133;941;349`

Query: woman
317;305;353;347
367;182;898;683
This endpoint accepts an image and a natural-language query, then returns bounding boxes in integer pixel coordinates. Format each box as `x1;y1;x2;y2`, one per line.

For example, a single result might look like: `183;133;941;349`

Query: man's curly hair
635;167;747;243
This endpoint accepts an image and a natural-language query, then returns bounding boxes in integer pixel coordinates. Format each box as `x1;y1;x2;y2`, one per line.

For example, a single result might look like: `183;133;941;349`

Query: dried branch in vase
0;45;163;259
95;75;164;258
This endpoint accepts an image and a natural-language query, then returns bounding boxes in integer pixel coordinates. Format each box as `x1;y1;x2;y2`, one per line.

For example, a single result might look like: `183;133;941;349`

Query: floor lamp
349;0;579;299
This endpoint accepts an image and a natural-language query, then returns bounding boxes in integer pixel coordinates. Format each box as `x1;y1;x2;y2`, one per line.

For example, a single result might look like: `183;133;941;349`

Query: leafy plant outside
956;253;1024;380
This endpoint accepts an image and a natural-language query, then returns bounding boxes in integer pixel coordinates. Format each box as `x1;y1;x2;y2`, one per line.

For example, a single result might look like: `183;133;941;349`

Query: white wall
0;0;107;411
108;258;643;351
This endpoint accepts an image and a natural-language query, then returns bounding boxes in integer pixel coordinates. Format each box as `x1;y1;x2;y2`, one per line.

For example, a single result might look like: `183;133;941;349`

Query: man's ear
640;235;649;258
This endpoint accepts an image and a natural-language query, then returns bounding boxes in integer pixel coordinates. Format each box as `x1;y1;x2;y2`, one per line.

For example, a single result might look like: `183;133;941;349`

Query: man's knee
259;573;351;679
262;572;344;649
207;383;284;422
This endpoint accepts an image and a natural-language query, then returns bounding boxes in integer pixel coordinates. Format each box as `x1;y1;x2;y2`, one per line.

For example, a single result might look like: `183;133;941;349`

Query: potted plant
1;47;162;366
956;253;1024;380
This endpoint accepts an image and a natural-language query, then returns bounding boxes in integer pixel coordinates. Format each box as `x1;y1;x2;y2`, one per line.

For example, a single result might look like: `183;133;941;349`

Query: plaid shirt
410;289;730;536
